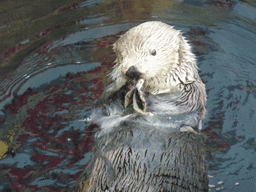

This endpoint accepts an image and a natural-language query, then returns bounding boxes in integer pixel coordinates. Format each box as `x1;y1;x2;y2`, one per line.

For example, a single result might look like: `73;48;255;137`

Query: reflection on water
0;0;256;191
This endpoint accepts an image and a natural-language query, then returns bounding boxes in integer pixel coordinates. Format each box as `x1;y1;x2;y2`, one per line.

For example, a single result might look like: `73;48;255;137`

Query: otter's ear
113;42;117;52
113;36;122;53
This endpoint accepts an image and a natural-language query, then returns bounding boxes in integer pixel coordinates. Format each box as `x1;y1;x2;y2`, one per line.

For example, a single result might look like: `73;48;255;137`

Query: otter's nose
125;66;142;79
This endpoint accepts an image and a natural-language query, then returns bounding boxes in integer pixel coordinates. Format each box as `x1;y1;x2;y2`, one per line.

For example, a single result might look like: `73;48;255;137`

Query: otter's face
104;21;199;100
110;22;198;95
115;24;179;73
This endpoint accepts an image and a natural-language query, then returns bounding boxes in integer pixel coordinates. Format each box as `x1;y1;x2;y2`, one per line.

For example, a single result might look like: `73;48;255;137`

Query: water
0;0;256;191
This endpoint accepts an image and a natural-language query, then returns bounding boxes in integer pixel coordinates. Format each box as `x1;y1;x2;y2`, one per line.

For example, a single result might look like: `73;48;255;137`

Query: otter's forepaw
180;126;198;134
124;86;135;108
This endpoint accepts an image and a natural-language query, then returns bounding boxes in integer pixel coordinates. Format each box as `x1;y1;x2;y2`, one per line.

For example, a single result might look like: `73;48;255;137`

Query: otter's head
103;21;201;100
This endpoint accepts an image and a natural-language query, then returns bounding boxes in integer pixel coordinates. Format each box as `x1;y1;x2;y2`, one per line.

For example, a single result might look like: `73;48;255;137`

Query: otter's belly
88;125;208;192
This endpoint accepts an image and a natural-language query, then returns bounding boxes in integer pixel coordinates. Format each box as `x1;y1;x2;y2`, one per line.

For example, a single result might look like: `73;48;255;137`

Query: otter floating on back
81;21;208;192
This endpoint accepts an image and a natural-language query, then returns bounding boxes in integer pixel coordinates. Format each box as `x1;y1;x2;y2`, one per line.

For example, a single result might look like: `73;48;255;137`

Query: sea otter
79;21;208;192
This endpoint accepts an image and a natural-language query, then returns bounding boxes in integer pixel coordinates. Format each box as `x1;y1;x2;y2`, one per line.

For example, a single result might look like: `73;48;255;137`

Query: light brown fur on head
107;22;200;94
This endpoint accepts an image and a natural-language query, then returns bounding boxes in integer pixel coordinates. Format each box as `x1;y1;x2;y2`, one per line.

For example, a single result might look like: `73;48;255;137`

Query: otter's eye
150;49;156;56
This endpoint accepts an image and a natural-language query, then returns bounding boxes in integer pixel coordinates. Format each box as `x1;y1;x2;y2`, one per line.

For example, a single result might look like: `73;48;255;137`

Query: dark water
0;0;255;191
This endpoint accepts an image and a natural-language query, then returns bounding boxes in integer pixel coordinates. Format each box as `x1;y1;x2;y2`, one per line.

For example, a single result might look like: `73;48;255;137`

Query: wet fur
85;21;208;192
